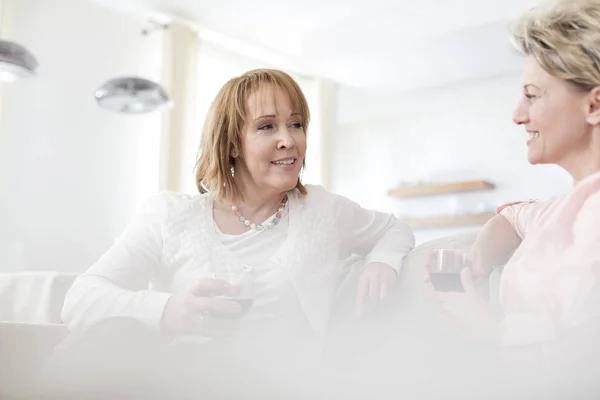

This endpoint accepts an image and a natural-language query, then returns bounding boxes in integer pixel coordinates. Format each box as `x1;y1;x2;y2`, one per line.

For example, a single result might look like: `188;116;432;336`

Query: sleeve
61;193;173;331
497;200;543;239
330;191;415;274
499;192;600;346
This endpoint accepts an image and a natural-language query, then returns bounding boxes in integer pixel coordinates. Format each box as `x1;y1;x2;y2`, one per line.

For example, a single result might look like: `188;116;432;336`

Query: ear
585;86;600;126
231;148;239;158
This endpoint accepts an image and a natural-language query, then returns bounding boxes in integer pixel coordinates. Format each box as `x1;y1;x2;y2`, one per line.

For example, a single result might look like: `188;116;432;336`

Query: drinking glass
427;249;469;292
208;265;254;319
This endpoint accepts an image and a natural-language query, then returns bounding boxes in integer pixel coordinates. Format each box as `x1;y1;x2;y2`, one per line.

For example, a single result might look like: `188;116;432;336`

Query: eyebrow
524;84;541;90
253;112;301;122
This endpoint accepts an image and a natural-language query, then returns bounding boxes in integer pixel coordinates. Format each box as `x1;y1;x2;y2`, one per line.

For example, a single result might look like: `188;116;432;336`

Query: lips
271;158;296;166
527;131;540;140
526;131;540;147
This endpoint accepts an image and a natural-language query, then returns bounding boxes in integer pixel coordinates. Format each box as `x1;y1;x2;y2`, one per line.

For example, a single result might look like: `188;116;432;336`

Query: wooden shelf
388;179;495;198
403;212;496;230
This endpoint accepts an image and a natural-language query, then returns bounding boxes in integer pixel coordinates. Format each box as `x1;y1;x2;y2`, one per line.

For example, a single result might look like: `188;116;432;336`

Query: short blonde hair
194;69;310;203
510;0;600;91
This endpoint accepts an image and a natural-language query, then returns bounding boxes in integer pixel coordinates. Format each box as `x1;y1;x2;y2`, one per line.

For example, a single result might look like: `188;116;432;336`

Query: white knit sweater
62;185;415;334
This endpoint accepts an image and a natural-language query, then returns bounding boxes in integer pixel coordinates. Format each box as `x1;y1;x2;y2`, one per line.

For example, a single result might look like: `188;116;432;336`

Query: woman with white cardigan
47;69;414;396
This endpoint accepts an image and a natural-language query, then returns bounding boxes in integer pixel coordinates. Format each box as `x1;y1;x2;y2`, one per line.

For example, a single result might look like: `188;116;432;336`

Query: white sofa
0;232;487;398
0;272;77;397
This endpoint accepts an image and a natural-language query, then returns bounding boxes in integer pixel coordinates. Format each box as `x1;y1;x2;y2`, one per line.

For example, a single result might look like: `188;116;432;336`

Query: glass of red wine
209;265;254;319
427;249;469;292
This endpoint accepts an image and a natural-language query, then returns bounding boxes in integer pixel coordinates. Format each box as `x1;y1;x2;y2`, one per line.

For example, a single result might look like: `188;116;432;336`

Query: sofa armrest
0;322;68;397
0;272;78;323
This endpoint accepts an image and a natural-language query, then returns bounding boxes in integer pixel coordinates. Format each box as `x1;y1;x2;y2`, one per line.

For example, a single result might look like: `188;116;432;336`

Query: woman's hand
434;268;500;344
356;262;397;315
161;278;242;335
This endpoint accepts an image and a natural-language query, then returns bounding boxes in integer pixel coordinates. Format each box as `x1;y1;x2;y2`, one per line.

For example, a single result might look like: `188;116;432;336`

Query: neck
562;134;600;183
228;176;286;218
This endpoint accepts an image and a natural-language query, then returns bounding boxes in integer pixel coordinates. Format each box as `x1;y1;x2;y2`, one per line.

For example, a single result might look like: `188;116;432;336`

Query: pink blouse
498;171;600;346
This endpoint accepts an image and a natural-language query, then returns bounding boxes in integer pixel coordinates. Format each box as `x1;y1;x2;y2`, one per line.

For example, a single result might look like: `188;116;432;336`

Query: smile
271;158;296;166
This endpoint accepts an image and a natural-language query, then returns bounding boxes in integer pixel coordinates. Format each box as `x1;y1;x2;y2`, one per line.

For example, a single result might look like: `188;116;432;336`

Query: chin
527;150;544;165
283;181;299;191
272;179;299;193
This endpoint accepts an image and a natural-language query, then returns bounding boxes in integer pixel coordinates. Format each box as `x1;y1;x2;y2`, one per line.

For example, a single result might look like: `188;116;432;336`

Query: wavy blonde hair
194;69;310;203
510;0;600;91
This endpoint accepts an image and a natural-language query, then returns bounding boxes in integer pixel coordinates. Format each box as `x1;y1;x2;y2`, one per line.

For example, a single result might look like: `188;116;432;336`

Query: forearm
61;274;171;331
364;218;415;274
470;215;522;274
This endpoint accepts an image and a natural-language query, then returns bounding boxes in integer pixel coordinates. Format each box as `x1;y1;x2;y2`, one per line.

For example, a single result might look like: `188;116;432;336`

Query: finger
422;281;437;300
182;313;242;336
434;291;463;304
369;278;380;306
425;251;433;268
188;296;242;315
227;284;242;296
460;267;477;295
380;277;392;300
356;275;370;316
424;267;432;282
179;312;206;334
201;315;241;335
425;251;437;274
469;259;486;277
191;278;232;297
438;307;466;328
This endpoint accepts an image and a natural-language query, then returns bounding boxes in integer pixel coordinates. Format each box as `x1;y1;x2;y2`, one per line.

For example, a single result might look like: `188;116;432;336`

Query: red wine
214;296;253;319
429;272;464;292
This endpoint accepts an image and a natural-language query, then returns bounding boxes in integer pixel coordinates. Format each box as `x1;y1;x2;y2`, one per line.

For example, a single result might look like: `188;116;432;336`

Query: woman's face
233;84;306;195
512;56;592;168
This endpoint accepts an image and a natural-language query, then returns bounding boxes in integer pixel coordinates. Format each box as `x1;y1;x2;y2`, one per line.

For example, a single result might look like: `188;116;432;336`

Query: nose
277;127;295;149
512;97;529;125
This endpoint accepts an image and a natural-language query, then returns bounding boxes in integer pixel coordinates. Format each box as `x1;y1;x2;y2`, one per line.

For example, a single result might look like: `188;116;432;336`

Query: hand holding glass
427;249;469;292
208;269;254;319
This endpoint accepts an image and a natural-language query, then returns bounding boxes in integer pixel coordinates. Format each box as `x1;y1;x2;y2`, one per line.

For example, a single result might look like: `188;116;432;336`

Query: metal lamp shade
0;40;38;82
94;77;173;114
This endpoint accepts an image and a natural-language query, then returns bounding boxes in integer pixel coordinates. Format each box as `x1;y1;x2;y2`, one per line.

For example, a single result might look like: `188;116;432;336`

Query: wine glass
208;265;254;319
427;249;469;292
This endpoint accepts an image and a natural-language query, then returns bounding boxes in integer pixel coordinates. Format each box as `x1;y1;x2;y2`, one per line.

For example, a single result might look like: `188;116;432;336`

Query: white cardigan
62;185;415;334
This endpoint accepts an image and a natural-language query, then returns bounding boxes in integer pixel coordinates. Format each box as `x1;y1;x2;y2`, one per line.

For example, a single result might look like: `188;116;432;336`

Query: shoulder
303;184;329;197
497;198;556;238
497;198;555;219
295;184;331;204
296;184;354;208
137;191;208;219
573;191;600;240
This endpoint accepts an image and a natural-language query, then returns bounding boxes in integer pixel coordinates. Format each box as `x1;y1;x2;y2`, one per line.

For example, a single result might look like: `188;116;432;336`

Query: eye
290;122;303;129
258;123;274;131
525;93;537;101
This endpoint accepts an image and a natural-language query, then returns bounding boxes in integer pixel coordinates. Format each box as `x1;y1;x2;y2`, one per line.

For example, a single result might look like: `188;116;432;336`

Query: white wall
0;0;164;272
331;73;573;244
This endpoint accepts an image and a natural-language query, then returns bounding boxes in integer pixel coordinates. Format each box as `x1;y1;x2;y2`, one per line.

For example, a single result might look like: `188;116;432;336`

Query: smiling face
232;83;307;196
512;56;591;167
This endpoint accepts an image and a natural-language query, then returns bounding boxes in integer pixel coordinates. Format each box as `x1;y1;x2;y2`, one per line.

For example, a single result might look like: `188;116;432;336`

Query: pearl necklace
231;194;288;231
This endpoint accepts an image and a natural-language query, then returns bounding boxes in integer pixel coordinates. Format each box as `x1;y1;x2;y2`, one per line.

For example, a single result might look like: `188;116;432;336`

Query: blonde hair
510;0;600;91
194;69;310;203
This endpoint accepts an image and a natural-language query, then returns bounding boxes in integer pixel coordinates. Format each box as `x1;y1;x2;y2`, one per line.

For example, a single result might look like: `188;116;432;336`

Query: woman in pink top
436;0;600;362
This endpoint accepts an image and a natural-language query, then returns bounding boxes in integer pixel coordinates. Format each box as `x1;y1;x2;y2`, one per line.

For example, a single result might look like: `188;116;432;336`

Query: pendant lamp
94;76;172;114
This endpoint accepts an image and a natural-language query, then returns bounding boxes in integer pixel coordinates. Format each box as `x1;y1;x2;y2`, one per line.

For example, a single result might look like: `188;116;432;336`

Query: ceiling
91;0;541;93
